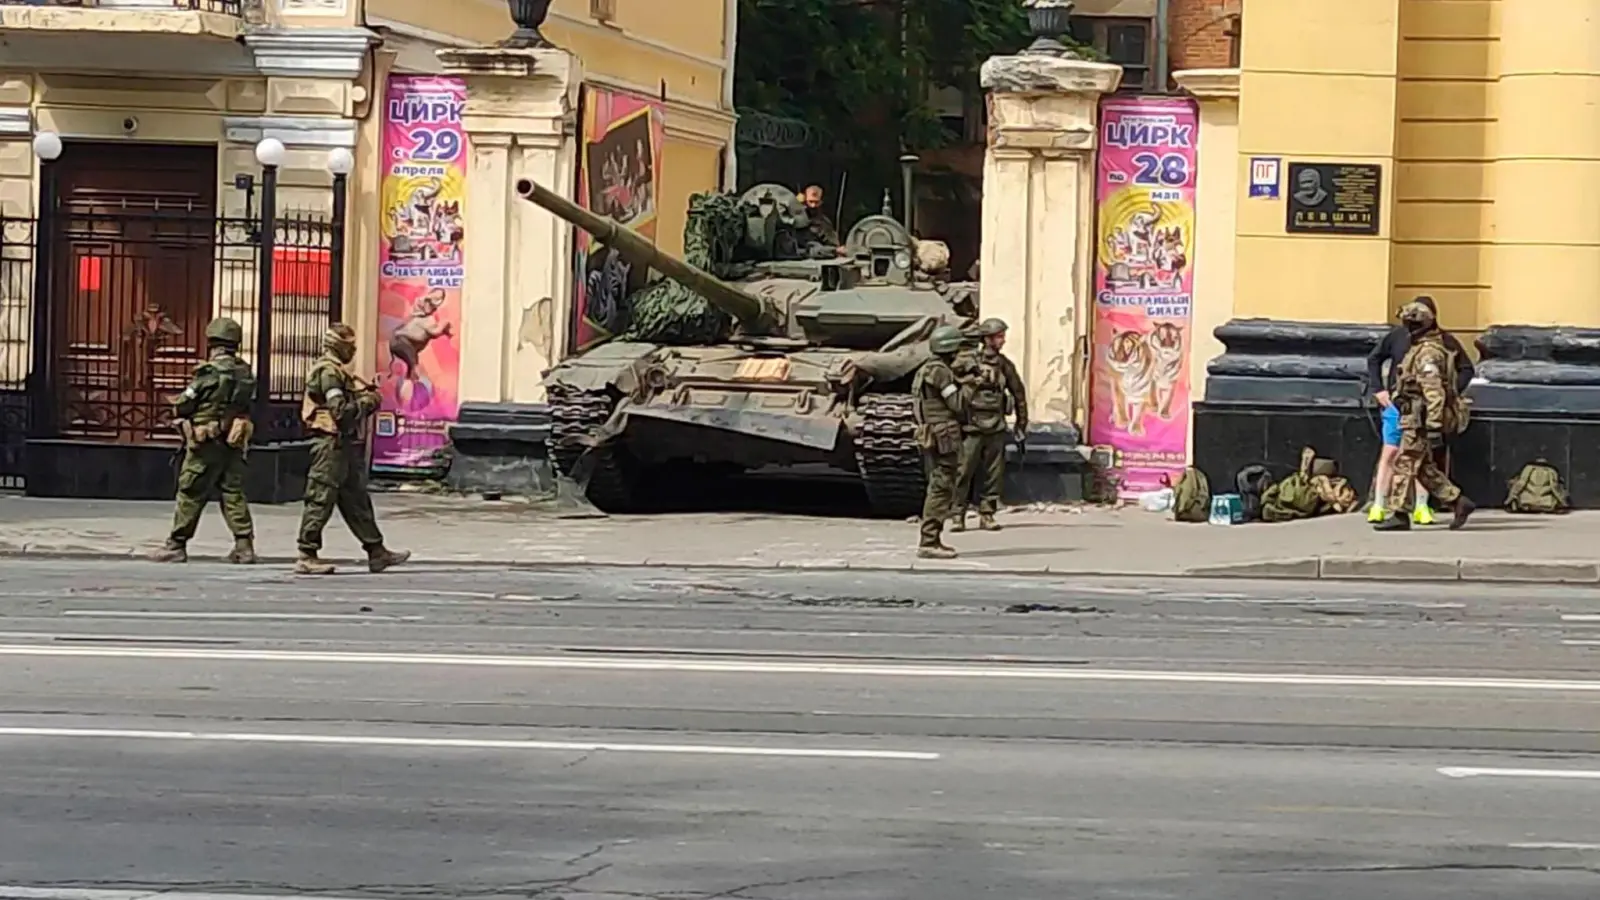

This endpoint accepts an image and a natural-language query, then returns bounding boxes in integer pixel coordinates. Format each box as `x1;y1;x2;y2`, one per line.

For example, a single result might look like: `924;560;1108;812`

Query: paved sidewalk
0;492;1595;583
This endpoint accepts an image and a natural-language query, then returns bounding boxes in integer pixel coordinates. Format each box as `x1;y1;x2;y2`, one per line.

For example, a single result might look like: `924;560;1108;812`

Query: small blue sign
1249;157;1281;198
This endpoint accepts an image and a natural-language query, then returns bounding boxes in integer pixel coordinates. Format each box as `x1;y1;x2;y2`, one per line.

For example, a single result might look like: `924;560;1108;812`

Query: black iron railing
0;0;244;15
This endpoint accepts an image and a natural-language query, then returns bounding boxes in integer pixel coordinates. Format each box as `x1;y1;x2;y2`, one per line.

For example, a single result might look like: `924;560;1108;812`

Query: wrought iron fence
0;218;31;488
0;0;244;14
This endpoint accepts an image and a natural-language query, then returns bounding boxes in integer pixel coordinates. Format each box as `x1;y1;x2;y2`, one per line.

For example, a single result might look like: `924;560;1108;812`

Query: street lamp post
29;131;62;440
326;147;353;324
252;137;285;431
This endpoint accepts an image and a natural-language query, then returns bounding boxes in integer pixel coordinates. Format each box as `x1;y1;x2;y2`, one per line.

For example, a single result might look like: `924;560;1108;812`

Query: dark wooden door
50;142;217;442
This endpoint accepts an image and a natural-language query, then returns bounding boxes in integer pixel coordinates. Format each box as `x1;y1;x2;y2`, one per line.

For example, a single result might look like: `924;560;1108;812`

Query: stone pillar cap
981;54;1122;95
437;45;579;81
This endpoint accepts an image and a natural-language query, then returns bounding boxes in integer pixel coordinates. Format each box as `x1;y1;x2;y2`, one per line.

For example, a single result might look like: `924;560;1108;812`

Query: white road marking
1;643;1600;692
1439;767;1600;781
1508;842;1600;850
60;611;422;622
1561;640;1600;646
245;587;498;599
0;725;937;761
1561;614;1600;622
0;889;381;900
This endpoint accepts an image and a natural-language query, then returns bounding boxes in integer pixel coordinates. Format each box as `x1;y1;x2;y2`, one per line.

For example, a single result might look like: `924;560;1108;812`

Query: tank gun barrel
515;178;770;330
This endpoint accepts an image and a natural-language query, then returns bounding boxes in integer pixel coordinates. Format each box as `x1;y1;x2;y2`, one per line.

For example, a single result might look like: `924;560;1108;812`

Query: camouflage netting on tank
620;191;746;345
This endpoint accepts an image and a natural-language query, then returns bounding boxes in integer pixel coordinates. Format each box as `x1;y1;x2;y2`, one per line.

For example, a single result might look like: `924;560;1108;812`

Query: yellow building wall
1389;0;1494;334
656;137;723;257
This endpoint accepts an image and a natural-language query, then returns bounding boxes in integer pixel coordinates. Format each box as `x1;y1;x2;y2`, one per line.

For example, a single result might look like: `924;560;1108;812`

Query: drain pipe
1155;0;1170;90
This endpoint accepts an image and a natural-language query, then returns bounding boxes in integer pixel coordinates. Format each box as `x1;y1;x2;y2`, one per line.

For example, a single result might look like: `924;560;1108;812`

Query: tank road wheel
545;384;642;512
854;392;926;518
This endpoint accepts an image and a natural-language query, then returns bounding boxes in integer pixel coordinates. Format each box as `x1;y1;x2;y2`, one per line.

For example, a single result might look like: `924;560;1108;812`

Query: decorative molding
244;27;378;79
1173;67;1242;100
0;108;31;137
279;0;349;15
981;54;1122;95
223;114;356;147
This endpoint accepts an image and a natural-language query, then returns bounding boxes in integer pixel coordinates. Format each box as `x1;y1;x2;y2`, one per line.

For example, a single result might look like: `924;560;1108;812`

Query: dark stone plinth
1194;319;1600;508
23;438;310;503
444;402;553;497
1005;421;1088;504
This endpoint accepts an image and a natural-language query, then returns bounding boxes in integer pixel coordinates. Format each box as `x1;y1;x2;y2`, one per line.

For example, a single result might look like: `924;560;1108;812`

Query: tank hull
543;342;929;517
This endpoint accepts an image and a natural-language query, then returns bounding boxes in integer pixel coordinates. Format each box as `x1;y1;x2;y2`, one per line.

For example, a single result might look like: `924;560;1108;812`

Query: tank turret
515;178;778;334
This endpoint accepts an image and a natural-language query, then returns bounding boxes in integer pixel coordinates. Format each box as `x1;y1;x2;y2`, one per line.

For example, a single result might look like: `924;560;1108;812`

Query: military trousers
1386;429;1461;514
169;441;253;542
920;450;961;546
954;431;1007;516
297;435;384;555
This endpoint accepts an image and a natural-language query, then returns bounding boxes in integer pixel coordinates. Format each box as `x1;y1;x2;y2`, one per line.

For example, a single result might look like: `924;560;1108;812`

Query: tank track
853;392;926;518
545;385;638;511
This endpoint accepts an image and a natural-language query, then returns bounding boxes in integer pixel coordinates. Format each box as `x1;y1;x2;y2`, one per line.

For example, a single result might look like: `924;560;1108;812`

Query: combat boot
1448;496;1476;531
978;513;1002;531
149;539;187;563
917;543;958;559
1372;514;1412;532
294;554;336;575
227;536;257;564
367;547;412;573
949;511;968;533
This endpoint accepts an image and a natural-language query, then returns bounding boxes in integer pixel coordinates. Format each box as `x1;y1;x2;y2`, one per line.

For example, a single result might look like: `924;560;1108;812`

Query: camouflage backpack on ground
1505;460;1569;514
1172;466;1211;523
1261;447;1357;521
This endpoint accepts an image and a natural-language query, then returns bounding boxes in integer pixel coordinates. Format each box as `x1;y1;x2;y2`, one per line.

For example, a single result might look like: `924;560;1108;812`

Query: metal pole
253;162;277;431
328;171;347;323
1154;0;1170;90
898;153;917;234
28;158;56;439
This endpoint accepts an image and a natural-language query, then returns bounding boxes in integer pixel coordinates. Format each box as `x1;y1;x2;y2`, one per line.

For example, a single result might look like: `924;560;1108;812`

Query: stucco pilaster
979;53;1120;428
437;46;581;406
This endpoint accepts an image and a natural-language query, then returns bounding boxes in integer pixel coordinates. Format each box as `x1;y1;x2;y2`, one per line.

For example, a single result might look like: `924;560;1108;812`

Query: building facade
0;0;734;495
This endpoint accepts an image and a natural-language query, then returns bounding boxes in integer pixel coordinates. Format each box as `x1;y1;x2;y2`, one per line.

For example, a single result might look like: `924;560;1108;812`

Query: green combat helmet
929;325;965;355
205;317;244;347
977;317;1008;336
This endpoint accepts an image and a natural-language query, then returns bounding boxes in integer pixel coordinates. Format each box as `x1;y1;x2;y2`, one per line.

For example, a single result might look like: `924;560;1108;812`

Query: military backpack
1172;466;1211;522
1505;460;1569;514
1234;464;1275;522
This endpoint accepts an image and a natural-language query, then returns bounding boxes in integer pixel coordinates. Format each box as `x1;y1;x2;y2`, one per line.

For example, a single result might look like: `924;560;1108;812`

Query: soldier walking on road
913;325;970;559
1374;301;1476;531
294;323;411;575
951;318;1028;532
152;317;259;564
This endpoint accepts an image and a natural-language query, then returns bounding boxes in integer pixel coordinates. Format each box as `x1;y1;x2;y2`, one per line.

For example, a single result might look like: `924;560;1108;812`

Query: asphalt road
0;560;1597;899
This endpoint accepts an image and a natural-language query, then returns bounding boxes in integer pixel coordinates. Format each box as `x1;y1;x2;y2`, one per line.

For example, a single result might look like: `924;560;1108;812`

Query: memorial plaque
1285;162;1381;235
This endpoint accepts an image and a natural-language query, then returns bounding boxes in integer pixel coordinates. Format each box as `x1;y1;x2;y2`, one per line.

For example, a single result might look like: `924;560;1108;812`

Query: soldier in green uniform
151;317;258;564
294;323;411;575
1374;300;1476;531
950;318;1028;532
912;325;969;558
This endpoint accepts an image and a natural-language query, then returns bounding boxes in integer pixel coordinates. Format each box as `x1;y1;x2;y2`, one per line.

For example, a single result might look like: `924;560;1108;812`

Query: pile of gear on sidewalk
1164;297;1572;530
147;317;411;575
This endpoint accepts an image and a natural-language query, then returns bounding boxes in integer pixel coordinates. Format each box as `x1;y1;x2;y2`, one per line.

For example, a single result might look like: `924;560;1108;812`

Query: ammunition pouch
300;393;339;436
178;419;224;449
225;416;254;449
915;420;962;456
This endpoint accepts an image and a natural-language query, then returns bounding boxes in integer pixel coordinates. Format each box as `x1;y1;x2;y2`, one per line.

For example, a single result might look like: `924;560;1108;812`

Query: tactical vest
912;360;960;427
301;358;348;437
966;350;1009;434
1396;337;1469;434
194;355;256;424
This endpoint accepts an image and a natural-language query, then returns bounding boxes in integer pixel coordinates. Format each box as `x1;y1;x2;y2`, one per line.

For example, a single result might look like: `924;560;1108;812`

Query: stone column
978;53;1120;429
1488;0;1600;326
1172;68;1240;417
437;46;581;406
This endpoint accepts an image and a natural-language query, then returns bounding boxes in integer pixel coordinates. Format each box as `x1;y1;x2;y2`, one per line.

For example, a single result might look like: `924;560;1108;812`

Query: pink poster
1088;95;1199;499
371;75;465;472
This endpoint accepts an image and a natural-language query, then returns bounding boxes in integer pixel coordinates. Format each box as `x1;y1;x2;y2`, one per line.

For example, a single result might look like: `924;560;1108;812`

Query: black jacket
1366;325;1475;396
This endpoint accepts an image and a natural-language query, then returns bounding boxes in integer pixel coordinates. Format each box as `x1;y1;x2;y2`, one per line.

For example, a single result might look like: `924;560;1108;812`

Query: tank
519;178;978;516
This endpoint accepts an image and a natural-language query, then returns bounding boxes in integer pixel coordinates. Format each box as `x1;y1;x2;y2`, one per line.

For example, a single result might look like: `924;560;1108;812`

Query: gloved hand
1426;431;1445;451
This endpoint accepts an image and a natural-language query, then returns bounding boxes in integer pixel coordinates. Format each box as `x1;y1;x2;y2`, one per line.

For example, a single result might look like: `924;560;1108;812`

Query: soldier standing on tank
294;323;411;575
801;185;841;249
1374;300;1476;531
912;325;970;558
950;318;1028;532
151;317;259;564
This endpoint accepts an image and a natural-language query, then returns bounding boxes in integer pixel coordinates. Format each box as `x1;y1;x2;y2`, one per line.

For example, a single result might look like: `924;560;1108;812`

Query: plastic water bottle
1139;487;1174;512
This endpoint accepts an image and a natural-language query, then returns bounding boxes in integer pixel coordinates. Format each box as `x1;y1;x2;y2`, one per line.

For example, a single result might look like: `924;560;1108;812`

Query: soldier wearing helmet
1375;300;1476;531
949;317;1028;532
911;323;971;558
151;316;258;564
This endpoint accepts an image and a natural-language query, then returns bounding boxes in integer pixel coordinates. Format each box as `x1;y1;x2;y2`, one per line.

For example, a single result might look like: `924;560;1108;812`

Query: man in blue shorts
1366;296;1474;523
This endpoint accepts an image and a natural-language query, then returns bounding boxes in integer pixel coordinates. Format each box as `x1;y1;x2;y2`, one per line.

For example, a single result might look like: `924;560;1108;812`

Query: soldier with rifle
151;317;259;564
950;318;1028;532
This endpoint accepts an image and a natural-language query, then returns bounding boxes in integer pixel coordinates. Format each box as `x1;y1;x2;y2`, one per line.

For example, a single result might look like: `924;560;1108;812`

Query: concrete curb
1;547;1597;584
